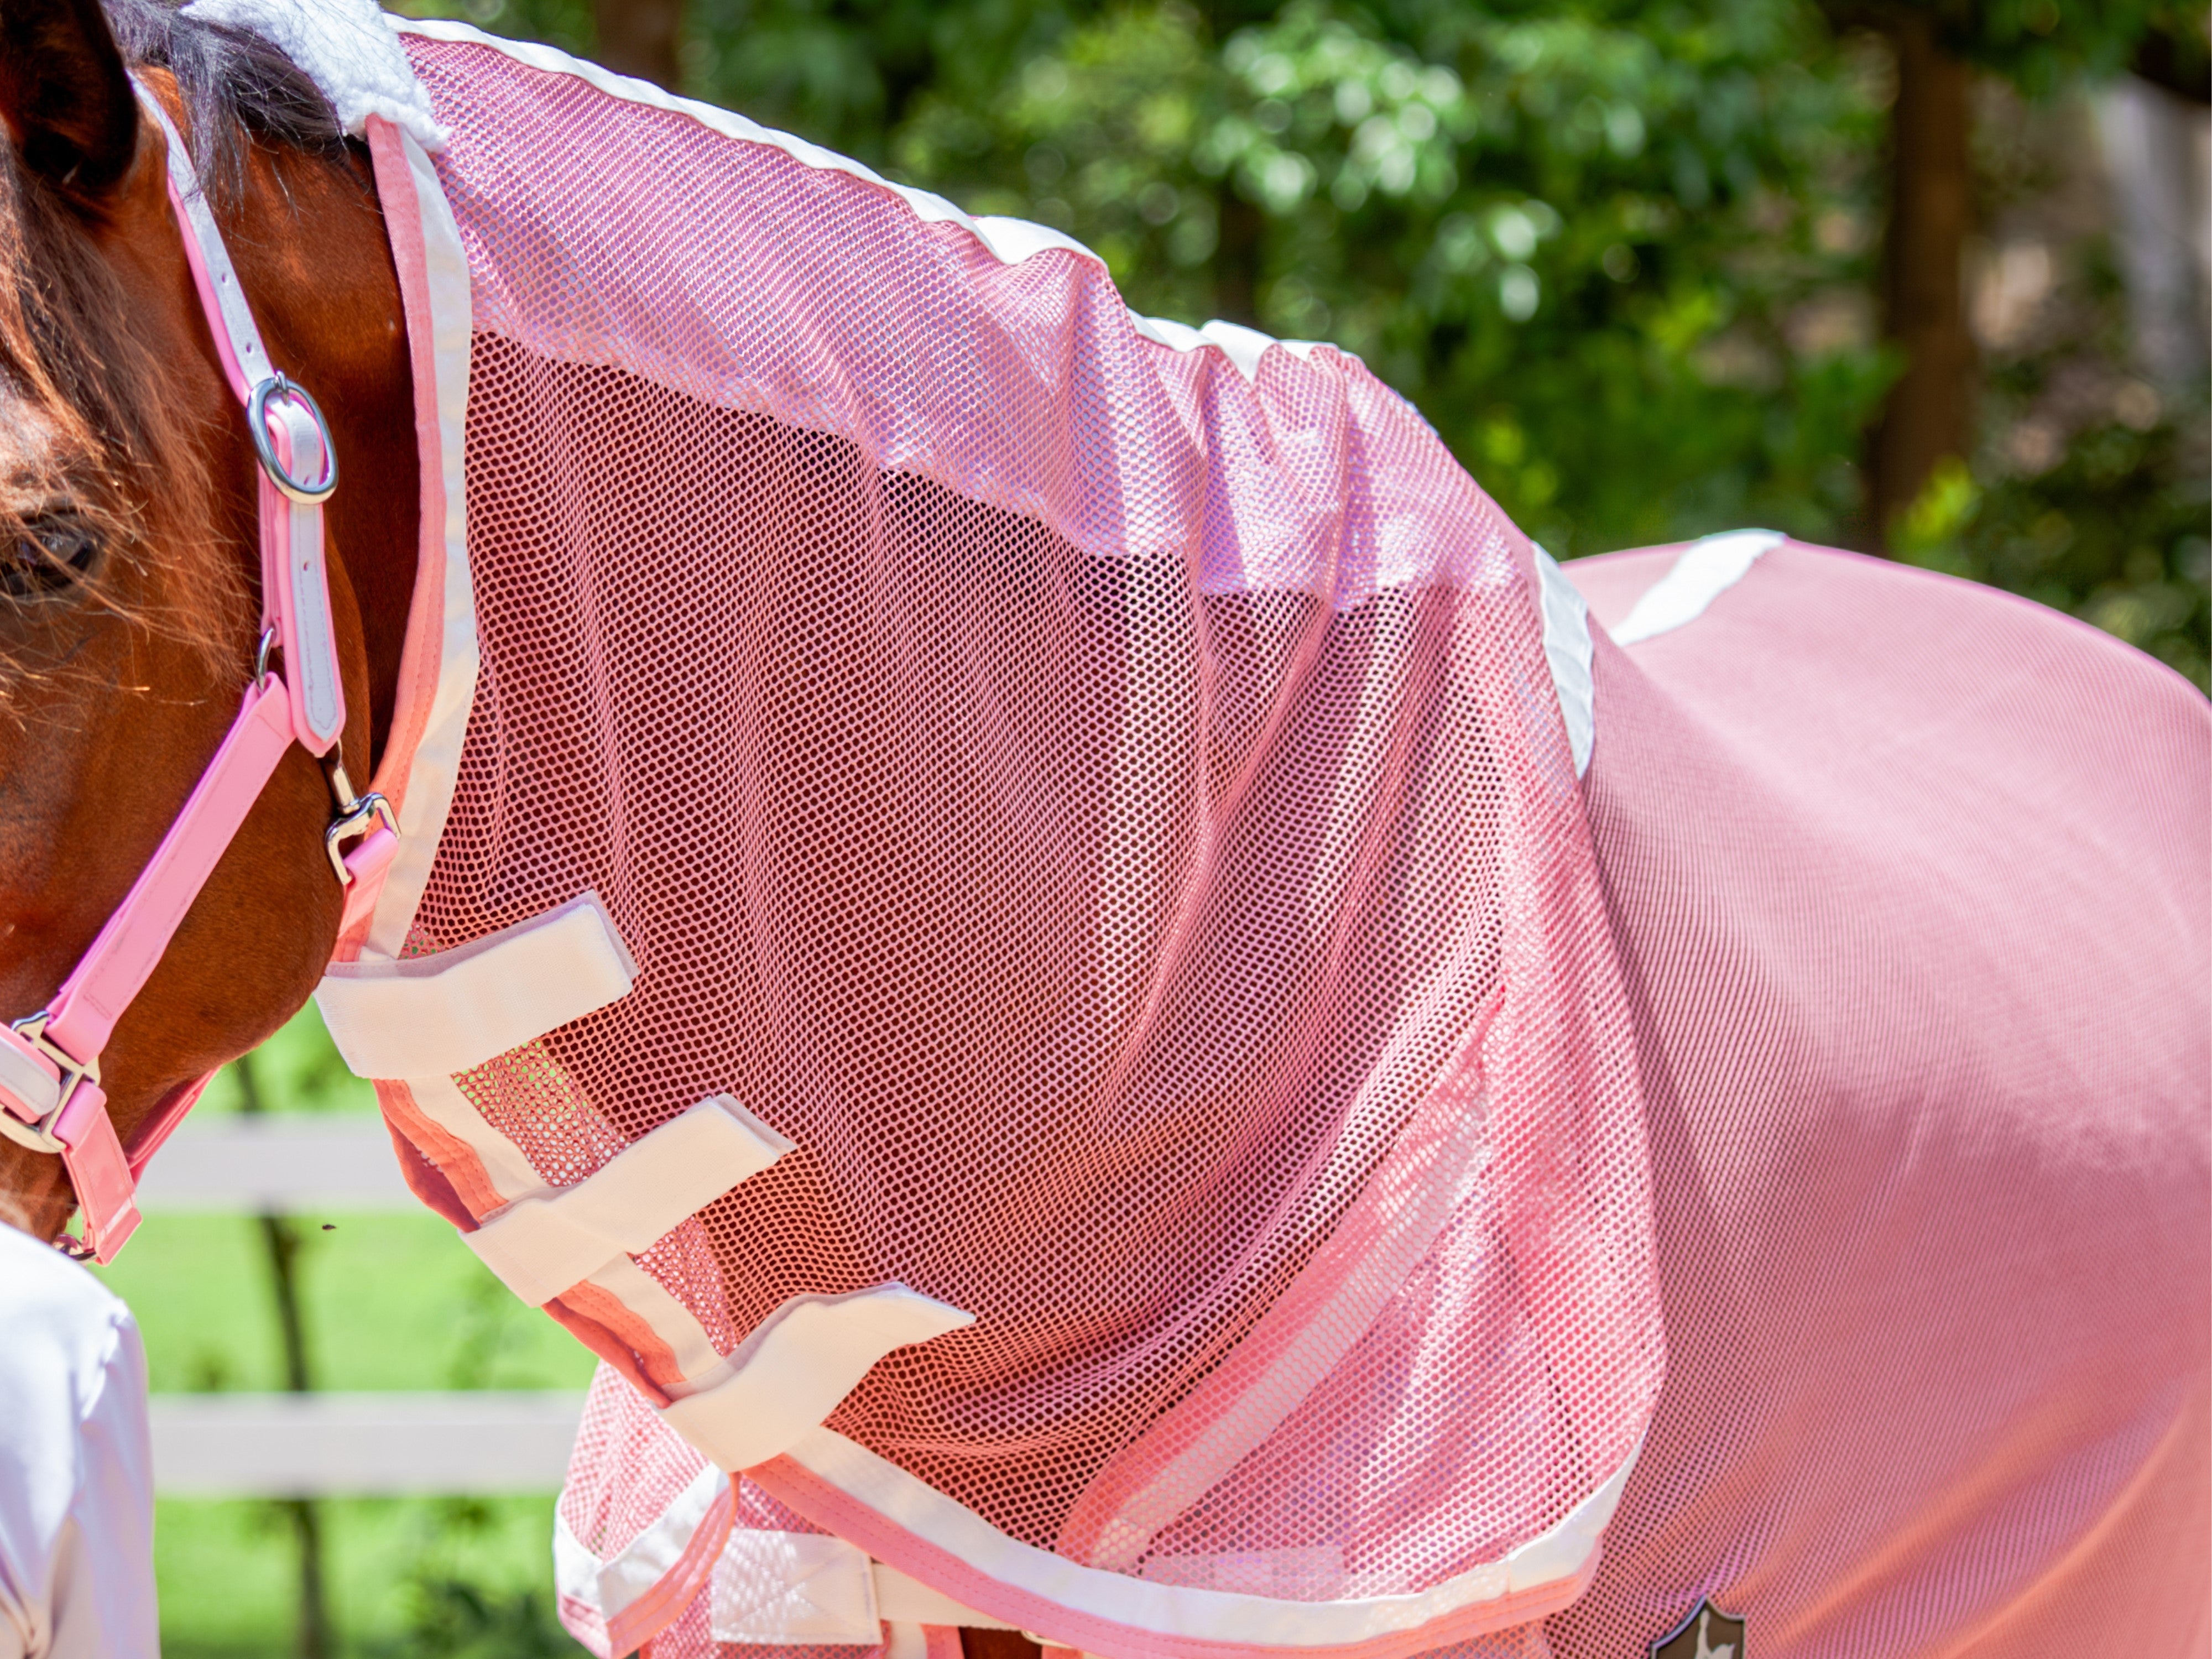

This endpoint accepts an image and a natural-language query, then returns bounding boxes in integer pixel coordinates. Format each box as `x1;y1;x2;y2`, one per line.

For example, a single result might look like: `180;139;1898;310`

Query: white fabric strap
776;1426;1642;1648
1535;546;1595;778
875;1564;1020;1629
464;1094;794;1306
711;1528;879;1642
661;1286;974;1472
1611;529;1785;645
315;890;636;1079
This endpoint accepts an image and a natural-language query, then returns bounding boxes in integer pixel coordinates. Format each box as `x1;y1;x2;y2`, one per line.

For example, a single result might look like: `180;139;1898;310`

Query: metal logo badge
1651;1598;1746;1659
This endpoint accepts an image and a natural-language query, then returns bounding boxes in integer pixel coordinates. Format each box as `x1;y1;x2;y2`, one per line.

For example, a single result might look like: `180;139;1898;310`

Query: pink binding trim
603;1477;737;1657
752;1453;1600;1659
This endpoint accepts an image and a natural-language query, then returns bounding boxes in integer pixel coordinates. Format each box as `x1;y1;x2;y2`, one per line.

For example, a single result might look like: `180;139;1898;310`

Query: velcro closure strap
465;1094;794;1306
315;891;635;1079
711;1530;879;1643
661;1286;974;1472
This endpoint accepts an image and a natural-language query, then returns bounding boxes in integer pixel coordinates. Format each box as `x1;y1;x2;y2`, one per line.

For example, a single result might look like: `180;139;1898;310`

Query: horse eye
1;515;99;599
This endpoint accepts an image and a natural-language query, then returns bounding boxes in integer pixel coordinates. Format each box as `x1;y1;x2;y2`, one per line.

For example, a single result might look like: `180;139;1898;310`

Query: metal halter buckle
247;374;338;504
0;1012;100;1157
323;759;398;886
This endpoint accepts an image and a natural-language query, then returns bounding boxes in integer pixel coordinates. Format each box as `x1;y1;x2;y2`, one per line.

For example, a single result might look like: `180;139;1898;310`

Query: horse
0;2;2203;1656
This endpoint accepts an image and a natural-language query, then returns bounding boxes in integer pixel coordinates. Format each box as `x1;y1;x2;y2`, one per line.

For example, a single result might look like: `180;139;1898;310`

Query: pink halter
0;88;398;1261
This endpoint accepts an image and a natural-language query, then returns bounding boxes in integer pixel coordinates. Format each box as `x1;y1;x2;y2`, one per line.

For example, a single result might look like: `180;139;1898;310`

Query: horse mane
0;1;342;697
103;0;345;200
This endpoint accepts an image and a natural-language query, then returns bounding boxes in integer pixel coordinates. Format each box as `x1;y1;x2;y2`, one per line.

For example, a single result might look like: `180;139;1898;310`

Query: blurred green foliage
153;1495;567;1658
897;1;1898;554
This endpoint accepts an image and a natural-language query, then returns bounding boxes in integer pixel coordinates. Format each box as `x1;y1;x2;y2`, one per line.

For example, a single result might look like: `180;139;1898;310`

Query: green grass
154;1495;567;1658
90;1005;596;1656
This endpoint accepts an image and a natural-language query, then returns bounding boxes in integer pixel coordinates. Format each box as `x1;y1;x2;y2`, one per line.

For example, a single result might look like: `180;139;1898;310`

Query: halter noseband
0;87;398;1261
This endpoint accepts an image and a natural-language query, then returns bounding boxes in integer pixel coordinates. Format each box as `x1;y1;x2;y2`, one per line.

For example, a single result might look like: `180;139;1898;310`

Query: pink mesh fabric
562;1365;872;1659
560;1365;716;1656
1538;544;2209;1658
388;25;1658;1655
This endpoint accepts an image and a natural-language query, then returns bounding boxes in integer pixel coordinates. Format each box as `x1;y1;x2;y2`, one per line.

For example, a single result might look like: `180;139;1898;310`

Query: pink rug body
391;29;1658;1657
1561;543;2208;1658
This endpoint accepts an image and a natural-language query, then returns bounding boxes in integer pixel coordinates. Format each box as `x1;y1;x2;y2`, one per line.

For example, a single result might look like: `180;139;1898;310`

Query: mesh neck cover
365;22;1660;1658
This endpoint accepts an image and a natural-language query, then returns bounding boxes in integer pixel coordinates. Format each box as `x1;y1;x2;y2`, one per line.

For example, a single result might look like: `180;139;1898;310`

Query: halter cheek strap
0;87;399;1262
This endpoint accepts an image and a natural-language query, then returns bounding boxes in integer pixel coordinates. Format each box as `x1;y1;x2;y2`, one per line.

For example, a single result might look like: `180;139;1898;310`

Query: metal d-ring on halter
0;88;400;1260
249;373;341;504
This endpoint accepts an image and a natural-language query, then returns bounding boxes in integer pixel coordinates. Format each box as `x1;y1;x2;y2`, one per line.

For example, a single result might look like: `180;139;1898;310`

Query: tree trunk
1214;185;1263;327
1867;9;1975;544
237;1053;331;1659
594;0;683;90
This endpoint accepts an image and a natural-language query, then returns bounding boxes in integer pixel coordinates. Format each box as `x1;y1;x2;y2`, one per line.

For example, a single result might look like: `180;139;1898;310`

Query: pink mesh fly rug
303;21;2206;1659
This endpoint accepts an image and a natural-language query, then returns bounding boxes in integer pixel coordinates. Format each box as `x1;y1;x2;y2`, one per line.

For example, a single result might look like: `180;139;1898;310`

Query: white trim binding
316;891;637;1080
1534;546;1595;778
661;1287;974;1473
780;1426;1641;1648
466;1094;794;1307
363;124;477;962
1610;529;1785;645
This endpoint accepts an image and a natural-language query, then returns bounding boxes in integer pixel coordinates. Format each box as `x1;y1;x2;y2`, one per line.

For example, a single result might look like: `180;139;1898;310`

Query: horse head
0;0;416;1244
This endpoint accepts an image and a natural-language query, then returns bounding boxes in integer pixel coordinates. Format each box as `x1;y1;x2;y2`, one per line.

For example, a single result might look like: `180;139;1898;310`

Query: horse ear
0;0;137;197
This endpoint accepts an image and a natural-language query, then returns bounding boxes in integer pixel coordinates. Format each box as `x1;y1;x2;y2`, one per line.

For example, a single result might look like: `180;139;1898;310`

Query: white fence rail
140;1114;583;1498
136;1117;415;1212
150;1391;586;1497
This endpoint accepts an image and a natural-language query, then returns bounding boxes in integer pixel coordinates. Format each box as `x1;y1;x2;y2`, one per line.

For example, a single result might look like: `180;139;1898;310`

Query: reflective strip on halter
139;90;345;754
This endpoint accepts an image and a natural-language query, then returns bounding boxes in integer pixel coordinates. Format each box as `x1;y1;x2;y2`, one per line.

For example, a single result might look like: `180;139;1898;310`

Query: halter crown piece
0;87;398;1261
